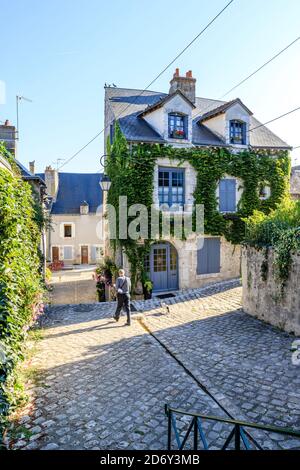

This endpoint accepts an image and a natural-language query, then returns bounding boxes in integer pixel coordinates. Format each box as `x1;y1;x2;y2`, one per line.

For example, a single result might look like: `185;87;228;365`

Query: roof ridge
106;86;167;95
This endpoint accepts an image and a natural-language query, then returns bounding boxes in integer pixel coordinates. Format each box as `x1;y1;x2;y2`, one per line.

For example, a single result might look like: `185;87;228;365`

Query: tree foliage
0;144;44;434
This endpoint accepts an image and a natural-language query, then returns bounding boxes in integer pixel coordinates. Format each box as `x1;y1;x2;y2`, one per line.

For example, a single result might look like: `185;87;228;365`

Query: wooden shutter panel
197;239;208;274
208;238;220;273
219;179;227;212
219;179;236;212
197;238;221;274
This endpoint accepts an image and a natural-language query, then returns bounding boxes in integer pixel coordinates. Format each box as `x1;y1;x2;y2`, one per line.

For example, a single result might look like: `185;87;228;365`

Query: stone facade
290;167;300;200
242;246;300;335
170;235;241;289
49;213;104;265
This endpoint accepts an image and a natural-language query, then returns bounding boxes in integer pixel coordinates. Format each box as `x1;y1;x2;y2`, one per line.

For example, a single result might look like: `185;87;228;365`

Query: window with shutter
219;178;236;212
63;246;73;260
197;238;220;275
158;167;185;208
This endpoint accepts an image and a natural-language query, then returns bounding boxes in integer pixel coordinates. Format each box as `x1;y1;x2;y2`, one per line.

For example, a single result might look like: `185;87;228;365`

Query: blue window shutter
197;239;208;274
227;179;236;211
219;179;227;212
197;238;221;274
208;238;220;273
242;123;246;145
219;179;236;212
184;116;188;139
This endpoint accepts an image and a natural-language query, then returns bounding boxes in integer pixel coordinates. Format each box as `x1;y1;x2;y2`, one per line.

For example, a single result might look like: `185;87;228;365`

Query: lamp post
99;154;111;191
99;173;111;192
99;156;112;265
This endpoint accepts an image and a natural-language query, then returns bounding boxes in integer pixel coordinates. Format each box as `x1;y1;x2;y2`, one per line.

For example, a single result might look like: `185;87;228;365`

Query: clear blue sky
1;0;300;173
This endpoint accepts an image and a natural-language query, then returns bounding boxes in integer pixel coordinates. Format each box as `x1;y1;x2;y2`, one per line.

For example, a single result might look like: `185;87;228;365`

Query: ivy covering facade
0;144;44;436
106;123;290;286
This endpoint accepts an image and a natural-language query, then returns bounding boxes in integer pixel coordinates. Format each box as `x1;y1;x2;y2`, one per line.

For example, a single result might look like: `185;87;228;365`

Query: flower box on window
173;130;185;139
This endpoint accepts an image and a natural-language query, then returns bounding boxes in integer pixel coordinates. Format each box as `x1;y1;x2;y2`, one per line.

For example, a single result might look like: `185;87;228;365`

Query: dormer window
230;120;246;145
168;113;187;139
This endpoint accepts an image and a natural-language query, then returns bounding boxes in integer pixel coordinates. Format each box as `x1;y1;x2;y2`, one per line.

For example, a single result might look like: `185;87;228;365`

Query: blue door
150;243;178;292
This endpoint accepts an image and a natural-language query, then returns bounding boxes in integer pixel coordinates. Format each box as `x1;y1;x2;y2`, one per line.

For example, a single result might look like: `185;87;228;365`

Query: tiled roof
37;172;103;214
106;87;291;149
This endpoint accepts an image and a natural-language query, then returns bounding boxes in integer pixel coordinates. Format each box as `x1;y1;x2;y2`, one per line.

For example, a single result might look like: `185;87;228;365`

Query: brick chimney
0;120;17;155
169;69;196;104
29;160;35;174
44;165;59;201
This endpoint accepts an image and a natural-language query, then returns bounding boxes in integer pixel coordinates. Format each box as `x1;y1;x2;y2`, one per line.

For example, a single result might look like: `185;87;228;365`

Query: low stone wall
242;246;300;335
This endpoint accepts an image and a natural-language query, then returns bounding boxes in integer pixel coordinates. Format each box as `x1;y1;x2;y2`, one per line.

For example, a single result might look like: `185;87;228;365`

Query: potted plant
141;274;153;300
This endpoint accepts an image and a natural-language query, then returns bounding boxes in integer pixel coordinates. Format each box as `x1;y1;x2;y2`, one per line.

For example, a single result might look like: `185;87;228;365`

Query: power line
192;34;300;122
249;105;300;132
221;36;300;99
58;0;235;170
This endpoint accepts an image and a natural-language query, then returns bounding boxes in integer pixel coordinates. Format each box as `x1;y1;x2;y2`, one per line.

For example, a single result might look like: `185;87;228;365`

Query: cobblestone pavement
50;267;97;305
141;286;300;449
8;282;300;450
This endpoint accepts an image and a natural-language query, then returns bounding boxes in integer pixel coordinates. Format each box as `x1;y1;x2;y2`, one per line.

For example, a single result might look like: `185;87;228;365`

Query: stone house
37;167;104;266
290;165;300;200
1;121;47;272
104;69;291;292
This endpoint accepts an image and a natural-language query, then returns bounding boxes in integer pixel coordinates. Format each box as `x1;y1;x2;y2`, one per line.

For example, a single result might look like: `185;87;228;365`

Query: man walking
113;269;131;326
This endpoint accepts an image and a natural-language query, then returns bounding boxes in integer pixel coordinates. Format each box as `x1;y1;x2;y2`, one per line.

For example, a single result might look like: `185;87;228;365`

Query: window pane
144;254;150;273
64;225;72;237
153;248;167;272
168;113;186;138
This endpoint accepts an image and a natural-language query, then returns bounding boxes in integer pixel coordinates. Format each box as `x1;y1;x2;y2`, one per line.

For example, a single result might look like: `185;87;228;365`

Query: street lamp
99;173;111;192
99;155;111;192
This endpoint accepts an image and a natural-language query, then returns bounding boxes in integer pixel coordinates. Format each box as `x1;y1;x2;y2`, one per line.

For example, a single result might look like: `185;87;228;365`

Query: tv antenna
16;95;33;140
52;158;65;170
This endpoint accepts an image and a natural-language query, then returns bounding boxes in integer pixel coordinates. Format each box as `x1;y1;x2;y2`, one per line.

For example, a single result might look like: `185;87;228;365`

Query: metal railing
165;405;300;450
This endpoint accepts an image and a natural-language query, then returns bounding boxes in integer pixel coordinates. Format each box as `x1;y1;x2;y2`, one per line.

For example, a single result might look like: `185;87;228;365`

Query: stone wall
242;246;300;335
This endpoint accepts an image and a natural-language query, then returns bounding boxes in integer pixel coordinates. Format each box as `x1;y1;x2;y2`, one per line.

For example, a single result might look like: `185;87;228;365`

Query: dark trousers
115;293;131;323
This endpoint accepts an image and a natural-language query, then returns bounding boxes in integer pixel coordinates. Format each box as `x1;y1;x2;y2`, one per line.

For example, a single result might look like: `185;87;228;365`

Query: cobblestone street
9;282;300;450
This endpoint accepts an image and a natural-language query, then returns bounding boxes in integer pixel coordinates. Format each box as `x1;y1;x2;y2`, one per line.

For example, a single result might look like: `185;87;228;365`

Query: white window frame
60;222;75;239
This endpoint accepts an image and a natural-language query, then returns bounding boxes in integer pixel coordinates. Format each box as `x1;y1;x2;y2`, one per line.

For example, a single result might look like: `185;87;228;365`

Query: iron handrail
165;404;300;450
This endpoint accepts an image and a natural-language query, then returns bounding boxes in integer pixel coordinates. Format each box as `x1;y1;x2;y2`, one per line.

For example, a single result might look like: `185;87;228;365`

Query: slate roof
140;89;196;116
37;172;103;214
199;98;253;121
16;160;46;185
106;87;291;149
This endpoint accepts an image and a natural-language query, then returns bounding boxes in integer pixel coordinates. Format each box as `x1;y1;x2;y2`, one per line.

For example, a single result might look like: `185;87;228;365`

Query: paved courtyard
50;266;97;304
8;281;300;450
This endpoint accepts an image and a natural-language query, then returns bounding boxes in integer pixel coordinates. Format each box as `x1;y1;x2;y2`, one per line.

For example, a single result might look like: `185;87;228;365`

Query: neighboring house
290;165;300;200
1;121;47;273
104;69;291;292
38;167;104;266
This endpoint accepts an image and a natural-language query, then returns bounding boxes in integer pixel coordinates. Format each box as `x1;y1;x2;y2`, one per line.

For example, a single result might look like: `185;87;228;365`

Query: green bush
0;147;44;435
244;199;300;286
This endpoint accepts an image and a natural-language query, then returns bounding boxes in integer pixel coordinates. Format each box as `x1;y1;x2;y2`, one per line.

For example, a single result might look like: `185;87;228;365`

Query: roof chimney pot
169;68;196;103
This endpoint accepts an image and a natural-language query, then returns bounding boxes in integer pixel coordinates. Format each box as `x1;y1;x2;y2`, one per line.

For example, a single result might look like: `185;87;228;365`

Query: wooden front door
52;246;59;262
81;246;88;264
